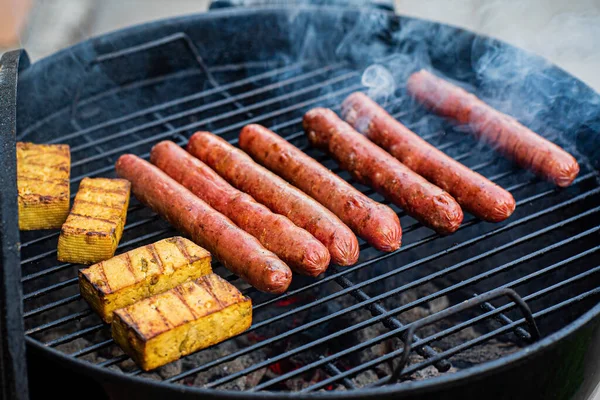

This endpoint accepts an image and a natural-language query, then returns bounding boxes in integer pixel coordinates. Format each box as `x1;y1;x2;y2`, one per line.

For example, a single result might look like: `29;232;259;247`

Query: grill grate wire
19;54;600;392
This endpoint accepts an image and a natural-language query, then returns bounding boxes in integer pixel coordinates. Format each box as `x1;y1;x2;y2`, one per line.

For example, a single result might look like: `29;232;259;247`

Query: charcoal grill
1;5;600;400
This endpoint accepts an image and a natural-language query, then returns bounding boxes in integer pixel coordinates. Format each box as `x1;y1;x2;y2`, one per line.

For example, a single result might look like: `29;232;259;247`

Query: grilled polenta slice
58;177;130;264
79;237;212;323
112;273;252;371
17;142;70;230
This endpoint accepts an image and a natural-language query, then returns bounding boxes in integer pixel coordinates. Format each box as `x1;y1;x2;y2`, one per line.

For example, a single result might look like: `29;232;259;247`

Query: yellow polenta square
57;177;130;264
112;273;251;370
17;142;70;230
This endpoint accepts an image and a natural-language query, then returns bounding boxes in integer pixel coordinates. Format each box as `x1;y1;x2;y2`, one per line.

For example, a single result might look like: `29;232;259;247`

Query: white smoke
361;64;395;104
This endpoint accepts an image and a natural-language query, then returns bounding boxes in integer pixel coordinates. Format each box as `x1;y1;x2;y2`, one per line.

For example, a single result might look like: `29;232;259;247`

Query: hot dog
150;140;330;277
342;92;516;222
238;124;402;252
303;108;463;235
187;131;360;266
407;69;579;187
115;154;292;294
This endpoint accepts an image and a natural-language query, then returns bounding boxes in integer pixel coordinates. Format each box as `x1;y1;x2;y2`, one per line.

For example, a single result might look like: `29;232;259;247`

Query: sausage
150;140;330;277
303;108;463;235
342;92;516;222
239;124;402;252
406;69;580;187
115;154;292;294
187;131;359;266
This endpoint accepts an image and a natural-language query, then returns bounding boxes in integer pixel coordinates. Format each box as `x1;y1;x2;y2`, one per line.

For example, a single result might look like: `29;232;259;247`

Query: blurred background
1;0;600;91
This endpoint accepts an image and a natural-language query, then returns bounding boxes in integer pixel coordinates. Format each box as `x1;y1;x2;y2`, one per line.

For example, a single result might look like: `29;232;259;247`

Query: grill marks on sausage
239;124;402;252
303;108;463;235
406;69;579;188
187;131;359;266
115;154;292;294
150;140;330;276
342;92;516;222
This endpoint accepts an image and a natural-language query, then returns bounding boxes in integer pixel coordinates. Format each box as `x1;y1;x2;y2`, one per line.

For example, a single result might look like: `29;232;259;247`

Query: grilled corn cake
79;236;212;323
58;177;130;264
112;273;252;371
17;142;70;230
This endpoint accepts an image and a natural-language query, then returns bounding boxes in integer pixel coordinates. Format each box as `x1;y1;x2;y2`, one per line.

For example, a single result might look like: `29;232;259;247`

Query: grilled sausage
115;154;292;294
303;108;463;235
187;131;359;266
342;92;516;222
407;69;580;187
239;124;402;252
150;140;330;277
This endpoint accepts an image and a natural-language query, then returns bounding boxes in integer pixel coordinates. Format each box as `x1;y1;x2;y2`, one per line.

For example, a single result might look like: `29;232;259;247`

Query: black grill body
2;6;600;400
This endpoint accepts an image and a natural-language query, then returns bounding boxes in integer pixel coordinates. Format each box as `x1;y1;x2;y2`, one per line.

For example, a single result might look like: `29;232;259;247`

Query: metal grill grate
18;36;600;392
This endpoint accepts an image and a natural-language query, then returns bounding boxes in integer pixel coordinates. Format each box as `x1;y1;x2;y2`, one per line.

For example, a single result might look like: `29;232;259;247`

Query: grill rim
12;5;600;397
0;49;30;400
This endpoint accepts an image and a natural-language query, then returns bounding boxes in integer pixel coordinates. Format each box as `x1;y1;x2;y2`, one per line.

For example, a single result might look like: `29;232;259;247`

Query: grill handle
384;288;541;385
0;49;30;400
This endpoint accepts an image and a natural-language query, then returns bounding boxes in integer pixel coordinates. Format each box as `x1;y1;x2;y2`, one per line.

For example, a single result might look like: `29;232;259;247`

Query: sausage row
342;92;516;222
150;141;330;277
115;154;293;294
187;131;360;267
114;69;578;294
304;108;464;235
238;124;402;252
